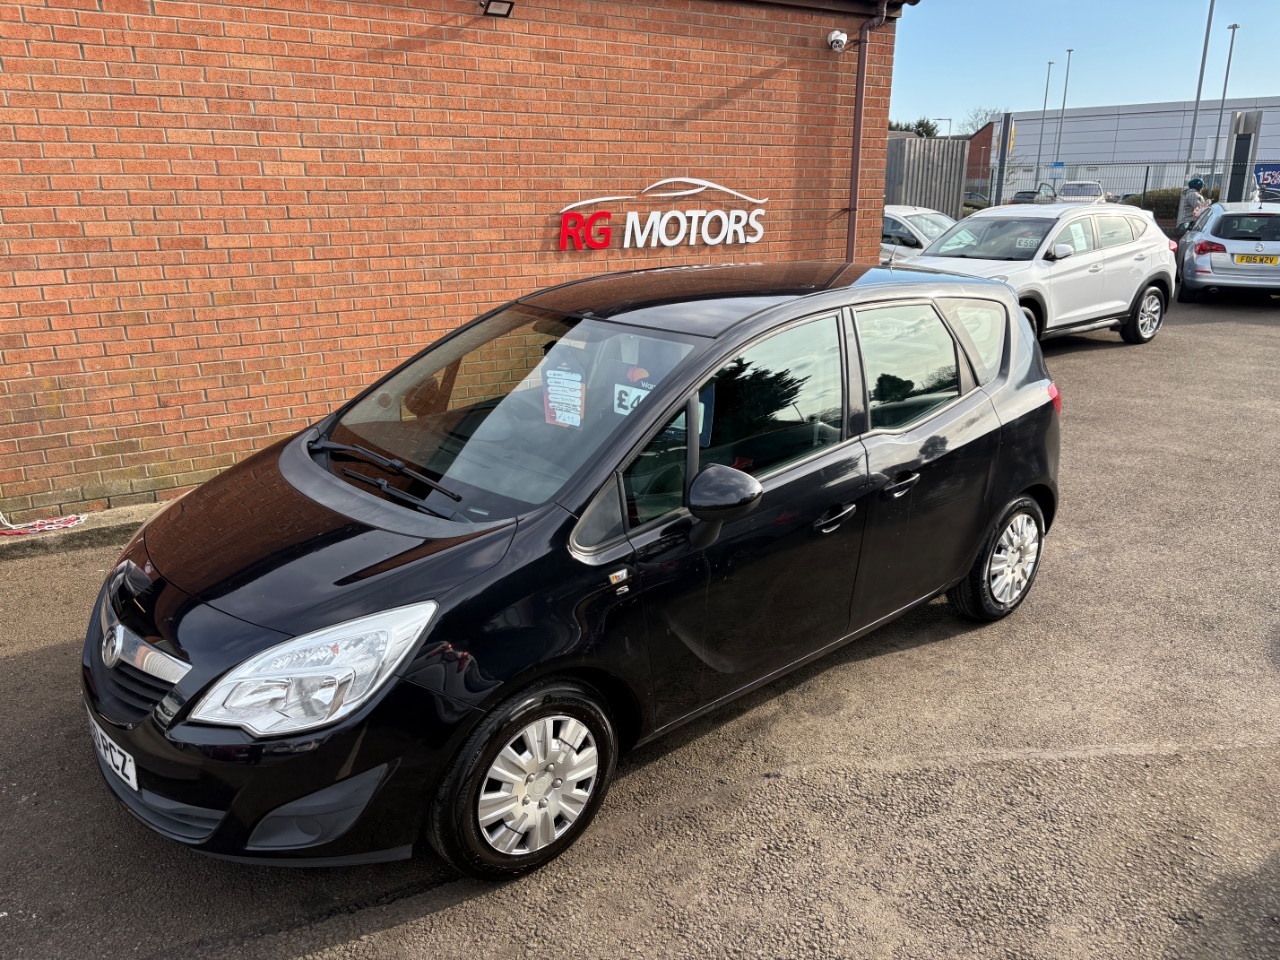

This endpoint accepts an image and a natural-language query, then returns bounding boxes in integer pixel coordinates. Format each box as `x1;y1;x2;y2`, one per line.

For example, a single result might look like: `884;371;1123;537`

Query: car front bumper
81;593;483;865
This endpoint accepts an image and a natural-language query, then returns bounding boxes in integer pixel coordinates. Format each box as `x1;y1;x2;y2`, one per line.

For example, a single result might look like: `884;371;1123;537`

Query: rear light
1168;239;1178;252
1194;240;1226;256
1047;382;1062;416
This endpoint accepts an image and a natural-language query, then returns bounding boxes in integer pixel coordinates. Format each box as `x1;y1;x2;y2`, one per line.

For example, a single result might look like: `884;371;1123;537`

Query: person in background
1178;177;1208;223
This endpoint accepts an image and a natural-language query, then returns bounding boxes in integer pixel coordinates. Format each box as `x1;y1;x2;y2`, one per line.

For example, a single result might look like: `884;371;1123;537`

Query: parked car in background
964;191;990;209
1007;183;1057;205
1058;181;1106;205
1176;201;1280;301
82;262;1060;880
881;205;957;261
911;203;1176;344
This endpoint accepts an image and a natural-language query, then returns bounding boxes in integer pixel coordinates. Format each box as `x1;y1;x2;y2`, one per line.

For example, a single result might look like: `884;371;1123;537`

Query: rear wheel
948;496;1046;622
1121;285;1165;343
427;679;618;880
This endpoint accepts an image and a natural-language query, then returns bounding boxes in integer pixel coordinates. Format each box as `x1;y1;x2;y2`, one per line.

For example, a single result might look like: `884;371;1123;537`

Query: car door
627;314;873;726
849;300;998;629
1096;212;1144;313
1044;215;1106;328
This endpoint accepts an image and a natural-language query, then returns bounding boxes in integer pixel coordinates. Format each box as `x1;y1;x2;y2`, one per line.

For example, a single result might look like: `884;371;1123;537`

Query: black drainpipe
844;0;890;262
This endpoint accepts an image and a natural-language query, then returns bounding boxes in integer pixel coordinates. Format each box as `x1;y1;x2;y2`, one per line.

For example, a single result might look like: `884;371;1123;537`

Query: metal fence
885;137;969;219
962;158;1280;221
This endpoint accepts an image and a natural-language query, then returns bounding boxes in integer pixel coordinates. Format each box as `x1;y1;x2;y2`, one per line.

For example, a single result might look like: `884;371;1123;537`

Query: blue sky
889;0;1274;127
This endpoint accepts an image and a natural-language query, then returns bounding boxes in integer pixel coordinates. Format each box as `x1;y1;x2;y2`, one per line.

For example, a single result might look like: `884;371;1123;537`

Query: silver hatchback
1177;202;1280;301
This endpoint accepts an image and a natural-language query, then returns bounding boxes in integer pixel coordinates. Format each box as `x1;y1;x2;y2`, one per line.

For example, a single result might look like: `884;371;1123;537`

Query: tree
888;116;938;138
959;106;1008;136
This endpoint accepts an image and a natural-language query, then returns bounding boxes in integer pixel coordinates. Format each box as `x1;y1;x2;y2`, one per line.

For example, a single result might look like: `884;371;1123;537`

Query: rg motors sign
558;177;768;252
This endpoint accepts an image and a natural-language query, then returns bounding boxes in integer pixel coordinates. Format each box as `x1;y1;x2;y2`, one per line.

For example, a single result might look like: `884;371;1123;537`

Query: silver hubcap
477;715;598;856
1137;293;1162;337
988;512;1040;606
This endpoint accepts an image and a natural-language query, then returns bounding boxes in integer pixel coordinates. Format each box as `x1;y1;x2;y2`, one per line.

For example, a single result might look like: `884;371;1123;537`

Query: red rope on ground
0;512;87;536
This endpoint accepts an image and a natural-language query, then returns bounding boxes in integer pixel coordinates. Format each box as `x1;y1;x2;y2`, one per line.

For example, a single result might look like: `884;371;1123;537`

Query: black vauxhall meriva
84;262;1061;879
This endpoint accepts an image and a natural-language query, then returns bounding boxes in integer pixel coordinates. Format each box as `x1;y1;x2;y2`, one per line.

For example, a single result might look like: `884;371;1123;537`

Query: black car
83;262;1061;879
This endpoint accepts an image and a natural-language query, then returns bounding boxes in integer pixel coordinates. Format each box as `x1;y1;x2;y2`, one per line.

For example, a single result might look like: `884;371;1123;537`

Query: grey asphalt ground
2;294;1278;960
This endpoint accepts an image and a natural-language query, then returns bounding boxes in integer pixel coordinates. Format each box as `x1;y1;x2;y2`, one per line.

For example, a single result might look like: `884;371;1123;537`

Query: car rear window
1212;214;1280;241
936;298;1007;385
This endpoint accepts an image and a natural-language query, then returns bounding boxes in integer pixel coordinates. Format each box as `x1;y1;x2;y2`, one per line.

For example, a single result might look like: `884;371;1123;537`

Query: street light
1034;60;1054;183
1211;23;1240;184
933;117;952;137
1052;49;1074;172
1184;0;1216;177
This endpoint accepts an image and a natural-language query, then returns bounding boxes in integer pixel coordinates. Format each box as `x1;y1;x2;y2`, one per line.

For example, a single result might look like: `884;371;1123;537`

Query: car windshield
327;306;697;522
923;217;1055;261
1213;214;1280;241
1061;183;1102;197
906;212;955;241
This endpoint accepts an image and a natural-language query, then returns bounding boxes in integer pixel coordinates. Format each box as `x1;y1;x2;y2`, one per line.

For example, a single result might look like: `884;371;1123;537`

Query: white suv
910;203;1177;344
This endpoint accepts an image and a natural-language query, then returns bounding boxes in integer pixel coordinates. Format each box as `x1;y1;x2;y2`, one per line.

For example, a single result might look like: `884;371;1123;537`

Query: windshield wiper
338;468;463;521
309;437;463;502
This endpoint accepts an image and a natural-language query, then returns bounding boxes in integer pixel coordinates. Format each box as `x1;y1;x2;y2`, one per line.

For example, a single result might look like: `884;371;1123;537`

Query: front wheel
1121;285;1165;343
427;679;618;880
947;496;1046;622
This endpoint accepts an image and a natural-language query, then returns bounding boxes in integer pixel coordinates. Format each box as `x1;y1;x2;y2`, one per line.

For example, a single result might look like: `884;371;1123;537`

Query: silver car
1176;202;1280;301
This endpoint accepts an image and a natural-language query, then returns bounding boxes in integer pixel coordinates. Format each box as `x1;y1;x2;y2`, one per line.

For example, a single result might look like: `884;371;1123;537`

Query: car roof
1214;201;1280;214
970;202;1126;220
884;204;946;217
517;261;1007;337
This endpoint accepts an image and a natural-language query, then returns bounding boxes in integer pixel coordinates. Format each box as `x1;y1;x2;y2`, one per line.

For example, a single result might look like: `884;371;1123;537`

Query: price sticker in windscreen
544;364;585;428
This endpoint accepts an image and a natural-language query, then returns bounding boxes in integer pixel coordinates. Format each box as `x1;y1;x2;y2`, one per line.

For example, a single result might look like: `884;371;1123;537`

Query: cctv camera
828;30;848;52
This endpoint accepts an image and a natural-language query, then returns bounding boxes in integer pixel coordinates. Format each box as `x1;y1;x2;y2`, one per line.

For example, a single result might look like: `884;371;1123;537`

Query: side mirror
687;464;763;548
1172;221;1192;238
1050;243;1075;261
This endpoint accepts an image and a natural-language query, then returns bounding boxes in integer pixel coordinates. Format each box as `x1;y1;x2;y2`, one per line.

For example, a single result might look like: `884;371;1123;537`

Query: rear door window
936;298;1007;385
1096;215;1135;248
856;303;961;431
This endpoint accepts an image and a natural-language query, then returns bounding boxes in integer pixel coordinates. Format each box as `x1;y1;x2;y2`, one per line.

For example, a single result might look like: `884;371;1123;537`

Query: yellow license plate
1233;254;1278;265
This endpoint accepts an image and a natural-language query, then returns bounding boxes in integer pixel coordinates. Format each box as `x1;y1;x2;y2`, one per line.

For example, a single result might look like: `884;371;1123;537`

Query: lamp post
933;117;952;137
1210;23;1240;185
1184;0;1216;177
1034;60;1054;183
1052;49;1074;169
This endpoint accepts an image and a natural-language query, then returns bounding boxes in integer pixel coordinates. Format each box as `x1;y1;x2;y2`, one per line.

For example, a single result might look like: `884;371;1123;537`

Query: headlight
190;602;438;737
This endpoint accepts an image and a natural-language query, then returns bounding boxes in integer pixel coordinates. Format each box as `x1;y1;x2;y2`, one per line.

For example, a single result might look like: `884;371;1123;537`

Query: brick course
0;0;894;520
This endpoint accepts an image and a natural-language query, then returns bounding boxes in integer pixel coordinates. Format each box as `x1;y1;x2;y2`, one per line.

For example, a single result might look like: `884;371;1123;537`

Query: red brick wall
0;0;895;520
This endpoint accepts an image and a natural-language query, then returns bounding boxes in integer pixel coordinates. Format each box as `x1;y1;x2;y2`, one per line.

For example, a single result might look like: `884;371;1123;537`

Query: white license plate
88;709;138;791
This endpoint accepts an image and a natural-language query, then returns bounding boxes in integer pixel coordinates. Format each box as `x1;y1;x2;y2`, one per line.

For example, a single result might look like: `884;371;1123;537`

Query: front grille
95;754;226;842
101;661;174;723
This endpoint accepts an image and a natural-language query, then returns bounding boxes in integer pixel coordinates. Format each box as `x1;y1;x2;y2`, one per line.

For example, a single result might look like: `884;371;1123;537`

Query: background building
0;0;915;521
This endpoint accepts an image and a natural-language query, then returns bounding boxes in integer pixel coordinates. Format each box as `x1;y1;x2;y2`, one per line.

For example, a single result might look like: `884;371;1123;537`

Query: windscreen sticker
613;384;649;415
544;365;584;428
1015;236;1040;249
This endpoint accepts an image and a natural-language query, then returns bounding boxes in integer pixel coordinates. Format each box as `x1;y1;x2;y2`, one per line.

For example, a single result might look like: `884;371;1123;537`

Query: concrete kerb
0;503;162;560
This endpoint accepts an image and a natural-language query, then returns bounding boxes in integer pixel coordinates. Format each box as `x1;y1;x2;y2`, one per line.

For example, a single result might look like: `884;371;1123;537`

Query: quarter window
1096;215;1134;248
936;298;1006;385
698;317;843;478
856;304;960;431
1052;219;1096;254
622;410;688;527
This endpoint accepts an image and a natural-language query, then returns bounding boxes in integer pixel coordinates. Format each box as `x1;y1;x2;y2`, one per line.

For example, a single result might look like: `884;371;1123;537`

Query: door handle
1133;253;1147;261
1088;264;1103;273
882;472;920;499
813;502;857;534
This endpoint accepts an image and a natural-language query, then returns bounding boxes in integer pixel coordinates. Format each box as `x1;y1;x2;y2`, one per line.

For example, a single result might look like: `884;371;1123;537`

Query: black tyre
1176;282;1199;304
427;678;618;880
1020;302;1045;341
1120;284;1165;343
947;496;1046;622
